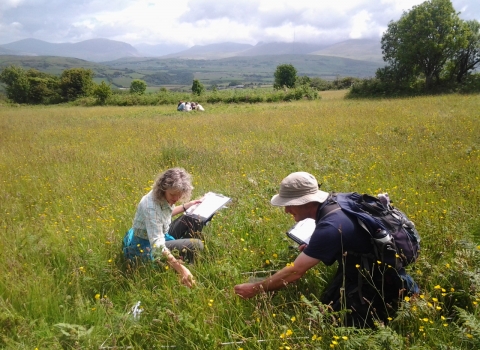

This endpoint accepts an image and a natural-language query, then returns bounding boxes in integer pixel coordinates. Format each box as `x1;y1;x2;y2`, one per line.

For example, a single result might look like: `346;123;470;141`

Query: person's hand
184;199;203;211
298;244;307;252
179;266;196;288
234;282;261;299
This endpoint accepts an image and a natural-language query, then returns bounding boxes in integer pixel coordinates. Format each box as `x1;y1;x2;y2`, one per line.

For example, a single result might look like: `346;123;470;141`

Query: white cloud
350;10;373;39
0;0;478;46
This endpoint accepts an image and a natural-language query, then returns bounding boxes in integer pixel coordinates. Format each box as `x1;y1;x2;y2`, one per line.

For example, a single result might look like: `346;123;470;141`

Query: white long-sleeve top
132;190;173;259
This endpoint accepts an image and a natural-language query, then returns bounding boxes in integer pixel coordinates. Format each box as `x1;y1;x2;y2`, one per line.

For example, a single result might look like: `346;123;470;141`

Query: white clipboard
286;218;316;245
185;192;231;221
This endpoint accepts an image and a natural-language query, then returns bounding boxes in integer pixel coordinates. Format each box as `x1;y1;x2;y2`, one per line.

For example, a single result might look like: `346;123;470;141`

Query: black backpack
330;192;421;269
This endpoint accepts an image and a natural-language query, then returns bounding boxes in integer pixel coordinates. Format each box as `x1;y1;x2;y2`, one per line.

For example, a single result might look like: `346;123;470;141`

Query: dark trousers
165;215;206;263
320;260;403;328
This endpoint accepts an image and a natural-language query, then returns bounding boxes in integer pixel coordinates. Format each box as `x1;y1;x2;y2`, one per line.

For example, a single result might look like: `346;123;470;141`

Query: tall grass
1;94;479;349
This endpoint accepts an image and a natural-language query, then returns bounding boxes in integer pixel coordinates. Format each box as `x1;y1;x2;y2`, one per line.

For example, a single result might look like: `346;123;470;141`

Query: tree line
0;65;155;105
0;64;324;106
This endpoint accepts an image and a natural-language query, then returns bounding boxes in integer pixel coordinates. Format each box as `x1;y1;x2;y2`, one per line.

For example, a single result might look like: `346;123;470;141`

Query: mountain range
0;38;384;63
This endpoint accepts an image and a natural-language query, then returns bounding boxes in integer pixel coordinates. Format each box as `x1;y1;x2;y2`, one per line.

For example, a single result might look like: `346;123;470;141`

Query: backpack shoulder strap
317;193;341;221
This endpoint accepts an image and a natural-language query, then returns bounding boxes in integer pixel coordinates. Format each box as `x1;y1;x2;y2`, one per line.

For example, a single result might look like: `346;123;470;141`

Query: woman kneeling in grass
123;167;204;288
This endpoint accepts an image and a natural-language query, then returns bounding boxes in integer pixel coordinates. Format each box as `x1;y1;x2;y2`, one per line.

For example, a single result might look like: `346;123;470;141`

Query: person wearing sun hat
235;171;416;328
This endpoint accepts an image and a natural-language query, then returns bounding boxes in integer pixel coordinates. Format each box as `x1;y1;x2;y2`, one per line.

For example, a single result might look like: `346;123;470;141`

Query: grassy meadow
1;93;479;349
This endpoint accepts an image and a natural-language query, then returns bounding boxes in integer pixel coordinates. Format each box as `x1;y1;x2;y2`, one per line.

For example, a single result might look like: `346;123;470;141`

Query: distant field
1;95;479;348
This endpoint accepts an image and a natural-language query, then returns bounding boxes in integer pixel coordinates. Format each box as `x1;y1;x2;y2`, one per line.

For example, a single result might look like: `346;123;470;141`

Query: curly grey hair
152;167;193;203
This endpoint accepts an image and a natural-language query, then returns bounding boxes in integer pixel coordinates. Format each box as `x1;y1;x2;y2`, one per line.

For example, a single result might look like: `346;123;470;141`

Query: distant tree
447;19;480;83
130;79;147;94
274;64;297;89
295;75;311;87
381;0;468;89
59;68;94;101
332;76;361;90
25;69;60;104
191;79;205;95
93;81;112;104
0;65;30;103
309;77;332;91
0;66;63;104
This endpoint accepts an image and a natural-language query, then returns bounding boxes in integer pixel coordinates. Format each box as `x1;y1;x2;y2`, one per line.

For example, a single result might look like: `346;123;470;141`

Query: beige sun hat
270;172;329;207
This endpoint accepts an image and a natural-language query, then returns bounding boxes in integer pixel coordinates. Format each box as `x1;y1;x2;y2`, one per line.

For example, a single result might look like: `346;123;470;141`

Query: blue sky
0;0;479;46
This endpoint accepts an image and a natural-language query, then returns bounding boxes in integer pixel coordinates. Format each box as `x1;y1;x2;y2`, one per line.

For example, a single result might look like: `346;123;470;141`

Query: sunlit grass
1;94;479;348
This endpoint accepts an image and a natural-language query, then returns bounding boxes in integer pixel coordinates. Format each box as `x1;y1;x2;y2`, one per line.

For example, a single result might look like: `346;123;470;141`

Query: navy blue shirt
303;205;372;266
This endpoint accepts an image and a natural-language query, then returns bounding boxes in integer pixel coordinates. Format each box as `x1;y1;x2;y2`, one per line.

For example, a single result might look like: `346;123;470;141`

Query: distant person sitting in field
185;102;192;112
122;168;206;288
192;102;205;111
177;101;185;111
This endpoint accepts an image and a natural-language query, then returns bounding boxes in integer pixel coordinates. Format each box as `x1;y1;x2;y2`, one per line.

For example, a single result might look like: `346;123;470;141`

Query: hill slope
163;42;254;59
0;38;140;62
238;42;326;56
311;39;384;63
134;43;190;57
1;38;384;64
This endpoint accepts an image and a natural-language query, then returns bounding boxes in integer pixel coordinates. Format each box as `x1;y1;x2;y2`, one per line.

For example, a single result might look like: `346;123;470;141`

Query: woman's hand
164;250;196;288
184;199;203;211
173;198;204;216
179;265;196;288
